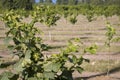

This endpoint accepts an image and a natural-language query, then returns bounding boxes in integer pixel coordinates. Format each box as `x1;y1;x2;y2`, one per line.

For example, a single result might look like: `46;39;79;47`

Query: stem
107;40;110;76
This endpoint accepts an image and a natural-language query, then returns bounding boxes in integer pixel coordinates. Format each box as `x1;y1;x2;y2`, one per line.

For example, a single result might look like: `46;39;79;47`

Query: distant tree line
0;0;120;10
0;0;35;10
39;0;120;5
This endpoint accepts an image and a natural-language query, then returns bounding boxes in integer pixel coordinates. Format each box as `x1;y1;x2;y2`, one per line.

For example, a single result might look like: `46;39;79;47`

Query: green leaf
9;74;19;80
77;57;84;65
72;55;77;64
76;66;84;73
7;45;14;51
25;50;31;59
43;72;55;79
43;62;61;72
37;73;43;78
43;62;53;72
74;38;81;42
84;44;97;54
35;44;41;49
66;41;78;53
106;23;116;40
1;75;9;80
14;58;24;73
68;14;77;24
84;58;90;63
61;71;73;80
0;71;14;80
53;63;61;72
112;37;120;42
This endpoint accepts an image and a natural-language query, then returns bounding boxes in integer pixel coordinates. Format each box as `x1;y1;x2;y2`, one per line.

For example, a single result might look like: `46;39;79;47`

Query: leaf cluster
0;8;98;80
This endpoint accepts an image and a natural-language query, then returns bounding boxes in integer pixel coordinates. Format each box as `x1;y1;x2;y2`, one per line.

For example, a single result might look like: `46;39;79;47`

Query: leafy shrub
0;7;98;80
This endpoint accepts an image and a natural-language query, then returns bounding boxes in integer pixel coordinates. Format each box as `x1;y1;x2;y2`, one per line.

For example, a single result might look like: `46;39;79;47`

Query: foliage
36;0;120;5
105;22;120;76
31;6;60;27
53;5;120;22
105;22;116;47
0;7;98;80
0;0;33;10
0;4;120;80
